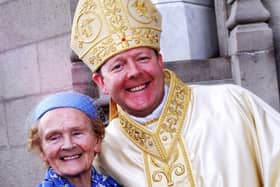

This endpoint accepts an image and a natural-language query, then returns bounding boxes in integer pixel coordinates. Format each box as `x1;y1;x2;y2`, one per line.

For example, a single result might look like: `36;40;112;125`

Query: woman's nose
61;136;75;150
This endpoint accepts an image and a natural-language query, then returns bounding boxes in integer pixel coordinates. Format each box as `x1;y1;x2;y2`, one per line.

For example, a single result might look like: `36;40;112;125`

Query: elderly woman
28;91;121;187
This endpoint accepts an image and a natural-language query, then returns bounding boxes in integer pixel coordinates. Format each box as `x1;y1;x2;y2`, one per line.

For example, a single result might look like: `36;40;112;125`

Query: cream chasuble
94;69;280;187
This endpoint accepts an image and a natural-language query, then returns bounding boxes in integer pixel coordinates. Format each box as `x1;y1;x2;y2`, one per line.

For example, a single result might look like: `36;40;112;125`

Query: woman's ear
92;73;109;94
94;138;102;154
39;151;47;163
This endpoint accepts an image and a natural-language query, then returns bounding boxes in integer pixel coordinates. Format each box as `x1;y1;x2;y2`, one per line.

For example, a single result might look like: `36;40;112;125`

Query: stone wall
263;0;280;84
0;0;74;186
214;0;280;110
152;0;219;62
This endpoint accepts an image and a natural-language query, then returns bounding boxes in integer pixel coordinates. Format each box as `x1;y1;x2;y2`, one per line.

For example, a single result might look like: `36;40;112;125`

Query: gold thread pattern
143;136;195;187
151;148;185;186
118;69;195;186
71;0;162;72
142;118;159;126
119;69;190;161
179;136;196;187
119;112;160;158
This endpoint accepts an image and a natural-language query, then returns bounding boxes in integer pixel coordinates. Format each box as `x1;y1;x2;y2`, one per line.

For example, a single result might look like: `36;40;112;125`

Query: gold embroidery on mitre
71;0;162;72
118;69;195;186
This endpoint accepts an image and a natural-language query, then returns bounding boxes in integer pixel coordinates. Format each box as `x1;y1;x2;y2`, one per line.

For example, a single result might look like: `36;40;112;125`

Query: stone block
6;95;43;146
272;25;280;41
71;61;100;98
214;0;229;56
38;35;73;92
0;45;40;99
0;73;4;99
152;0;214;6
165;57;232;83
226;0;270;29
0;103;8;147
229;23;274;54
0;0;8;4
265;1;280;35
71;61;93;85
0;147;44;187
231;50;279;111
155;1;218;62
0;0;71;52
70;0;79;19
73;82;99;99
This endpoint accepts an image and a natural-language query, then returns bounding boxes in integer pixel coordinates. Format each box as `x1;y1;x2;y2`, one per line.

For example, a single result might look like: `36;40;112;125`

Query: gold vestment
94;69;280;187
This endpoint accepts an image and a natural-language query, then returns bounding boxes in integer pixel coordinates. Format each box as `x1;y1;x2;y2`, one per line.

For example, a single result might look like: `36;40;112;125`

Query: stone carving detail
226;0;270;29
214;0;271;56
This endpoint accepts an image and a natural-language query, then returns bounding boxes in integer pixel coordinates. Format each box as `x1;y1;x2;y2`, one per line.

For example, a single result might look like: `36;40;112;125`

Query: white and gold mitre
70;0;162;72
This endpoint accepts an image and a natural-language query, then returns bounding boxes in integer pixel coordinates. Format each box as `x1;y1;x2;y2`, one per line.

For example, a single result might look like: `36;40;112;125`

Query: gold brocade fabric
71;0;161;72
117;70;195;186
94;69;280;187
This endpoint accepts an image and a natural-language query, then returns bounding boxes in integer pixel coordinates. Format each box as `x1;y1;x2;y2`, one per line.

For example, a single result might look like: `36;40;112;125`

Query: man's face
93;47;165;117
38;108;101;178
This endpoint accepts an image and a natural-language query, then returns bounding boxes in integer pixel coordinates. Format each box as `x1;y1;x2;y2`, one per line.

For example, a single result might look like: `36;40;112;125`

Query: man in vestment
70;0;280;186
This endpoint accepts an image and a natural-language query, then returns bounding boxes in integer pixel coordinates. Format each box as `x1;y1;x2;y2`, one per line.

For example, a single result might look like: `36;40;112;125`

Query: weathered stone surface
226;0;270;29
165;57;233;83
0;72;4;99
0;103;8;147
0;147;44;187
71;60;99;98
214;0;229;56
71;61;92;85
152;0;214;6
231;50;279;111
6;95;43;146
0;0;71;52
229;23;273;54
155;1;218;61
0;45;40;99
0;0;8;4
263;0;280;81
70;0;79;19
38;35;73;92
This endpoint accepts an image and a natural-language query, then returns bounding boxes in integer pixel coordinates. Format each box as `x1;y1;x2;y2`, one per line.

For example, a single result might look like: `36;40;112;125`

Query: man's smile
127;83;149;92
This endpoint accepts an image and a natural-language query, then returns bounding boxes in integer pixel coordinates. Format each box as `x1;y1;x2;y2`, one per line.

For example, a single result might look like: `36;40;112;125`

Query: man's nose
127;61;141;78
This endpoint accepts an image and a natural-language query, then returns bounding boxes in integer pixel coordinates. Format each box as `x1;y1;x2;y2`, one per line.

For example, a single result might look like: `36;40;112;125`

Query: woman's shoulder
37;168;72;187
37;181;55;187
92;167;122;186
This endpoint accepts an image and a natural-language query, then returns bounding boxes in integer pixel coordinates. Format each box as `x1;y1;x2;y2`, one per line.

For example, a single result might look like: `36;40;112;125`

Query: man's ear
92;73;109;94
157;53;164;69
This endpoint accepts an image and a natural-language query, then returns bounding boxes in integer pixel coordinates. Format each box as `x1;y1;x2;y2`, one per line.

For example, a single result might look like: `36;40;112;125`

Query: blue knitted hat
34;91;97;120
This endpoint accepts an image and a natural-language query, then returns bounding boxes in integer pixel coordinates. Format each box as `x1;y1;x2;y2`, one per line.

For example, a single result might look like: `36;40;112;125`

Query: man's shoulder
103;118;128;145
189;83;240;89
189;83;244;95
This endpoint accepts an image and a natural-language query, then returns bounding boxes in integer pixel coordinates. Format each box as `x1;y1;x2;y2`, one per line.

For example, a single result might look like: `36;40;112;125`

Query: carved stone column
226;0;279;110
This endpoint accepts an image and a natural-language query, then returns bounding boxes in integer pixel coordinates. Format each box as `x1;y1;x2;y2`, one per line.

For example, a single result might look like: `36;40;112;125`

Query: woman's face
38;108;101;178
